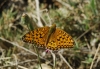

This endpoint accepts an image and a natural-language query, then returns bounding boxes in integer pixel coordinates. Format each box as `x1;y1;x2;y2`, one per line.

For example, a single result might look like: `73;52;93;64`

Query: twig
35;0;43;27
34;44;42;69
0;37;44;60
58;52;73;69
18;65;28;69
12;54;18;69
0;59;36;68
0;62;28;69
50;51;56;69
76;23;98;41
18;59;36;64
57;0;73;10
90;44;100;69
0;57;11;60
46;11;52;25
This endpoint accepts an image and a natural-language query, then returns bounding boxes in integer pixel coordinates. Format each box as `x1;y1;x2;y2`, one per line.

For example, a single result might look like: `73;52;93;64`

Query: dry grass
0;0;100;69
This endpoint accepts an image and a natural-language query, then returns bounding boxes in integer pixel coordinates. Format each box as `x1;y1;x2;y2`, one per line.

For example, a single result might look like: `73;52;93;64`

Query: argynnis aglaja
22;24;74;50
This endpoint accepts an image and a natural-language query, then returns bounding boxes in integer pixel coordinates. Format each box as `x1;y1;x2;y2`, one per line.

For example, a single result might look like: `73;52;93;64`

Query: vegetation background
0;0;100;69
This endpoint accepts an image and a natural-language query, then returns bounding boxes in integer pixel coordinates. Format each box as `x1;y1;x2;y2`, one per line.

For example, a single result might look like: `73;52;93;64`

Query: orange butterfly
22;24;74;50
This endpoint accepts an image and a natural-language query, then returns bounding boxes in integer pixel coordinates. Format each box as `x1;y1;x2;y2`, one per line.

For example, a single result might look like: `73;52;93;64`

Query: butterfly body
22;24;74;50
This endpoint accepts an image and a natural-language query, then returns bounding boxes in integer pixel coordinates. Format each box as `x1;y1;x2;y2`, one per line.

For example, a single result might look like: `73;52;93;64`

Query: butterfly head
49;24;56;33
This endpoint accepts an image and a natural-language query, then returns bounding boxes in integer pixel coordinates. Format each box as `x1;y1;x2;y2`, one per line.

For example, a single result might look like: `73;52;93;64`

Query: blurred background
0;0;100;69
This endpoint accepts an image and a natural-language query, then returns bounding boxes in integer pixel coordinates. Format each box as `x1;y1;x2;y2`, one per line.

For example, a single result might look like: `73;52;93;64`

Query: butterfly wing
22;26;50;48
56;28;74;48
46;28;74;50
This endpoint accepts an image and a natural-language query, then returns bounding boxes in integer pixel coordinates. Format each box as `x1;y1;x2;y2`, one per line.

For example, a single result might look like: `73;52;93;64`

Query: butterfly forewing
56;28;74;48
22;31;34;43
46;28;74;50
22;26;50;47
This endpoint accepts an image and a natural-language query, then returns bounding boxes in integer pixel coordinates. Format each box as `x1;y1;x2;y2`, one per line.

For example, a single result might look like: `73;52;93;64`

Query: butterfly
22;24;74;50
